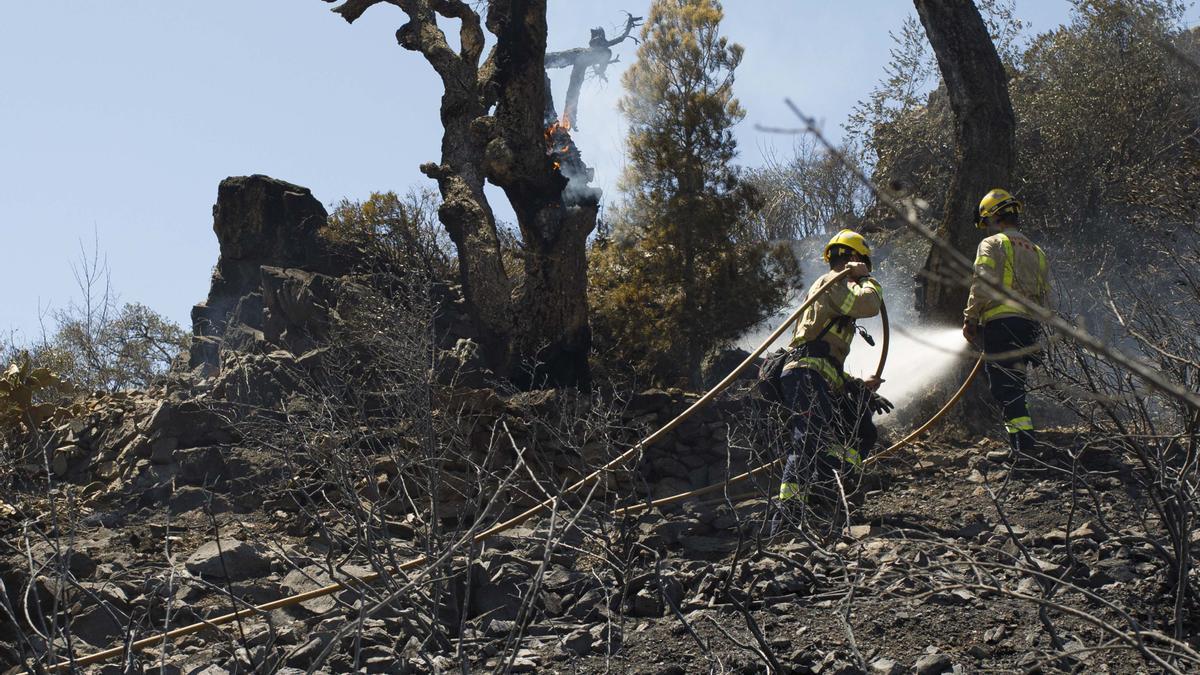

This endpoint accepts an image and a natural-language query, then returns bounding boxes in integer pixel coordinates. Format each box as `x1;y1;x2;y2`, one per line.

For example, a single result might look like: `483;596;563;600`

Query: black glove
869;393;894;415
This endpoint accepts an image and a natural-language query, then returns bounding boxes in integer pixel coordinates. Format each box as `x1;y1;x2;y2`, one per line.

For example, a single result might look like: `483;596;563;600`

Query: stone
284;632;333;669
212;349;301;409
71;604;125;647
565;587;609;621
433;338;490;388
562;628;591;656
185;538;272;581
507;656;538;673
701;348;753;388
189;174;344;373
150;436;179;464
471;558;535;621
847;524;875;539
589;623;622;655
175;446;229;486
169;486;231;516
626;588;662;617
869;657;902;675
280;565;373;614
1093;558;1137;582
914;653;952;674
188;666;231;675
1069;521;1103;542
679;535;735;556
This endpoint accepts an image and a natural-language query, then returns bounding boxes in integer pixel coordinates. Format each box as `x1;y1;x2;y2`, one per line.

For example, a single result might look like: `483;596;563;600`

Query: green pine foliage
588;0;792;388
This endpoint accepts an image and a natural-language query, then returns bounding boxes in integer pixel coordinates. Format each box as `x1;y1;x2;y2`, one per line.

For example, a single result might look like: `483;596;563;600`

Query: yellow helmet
823;229;871;262
976;188;1022;228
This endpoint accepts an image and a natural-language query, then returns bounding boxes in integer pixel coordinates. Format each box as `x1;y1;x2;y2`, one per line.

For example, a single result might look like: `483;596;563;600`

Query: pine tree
589;0;788;387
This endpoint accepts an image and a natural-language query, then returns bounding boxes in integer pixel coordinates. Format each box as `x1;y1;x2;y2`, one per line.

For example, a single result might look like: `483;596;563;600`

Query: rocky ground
3;419;1193;674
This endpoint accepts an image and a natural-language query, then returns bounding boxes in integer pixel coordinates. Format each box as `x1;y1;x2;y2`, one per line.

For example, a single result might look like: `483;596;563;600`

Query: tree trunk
327;0;597;388
913;0;1016;324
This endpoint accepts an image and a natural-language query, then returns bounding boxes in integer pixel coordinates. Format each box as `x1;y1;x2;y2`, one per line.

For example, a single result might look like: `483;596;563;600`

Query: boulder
914;653;953;674
185;538;272;581
70;604;125;647
260;267;344;354
188;175;345;374
701;348;754;388
211;350;300;409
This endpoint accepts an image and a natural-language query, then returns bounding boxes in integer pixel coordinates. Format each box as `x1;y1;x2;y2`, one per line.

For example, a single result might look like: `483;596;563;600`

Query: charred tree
912;0;1016;323
544;13;642;130
324;0;600;389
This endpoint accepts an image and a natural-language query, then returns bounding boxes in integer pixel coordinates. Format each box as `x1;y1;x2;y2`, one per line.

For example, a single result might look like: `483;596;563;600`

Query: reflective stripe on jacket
964;230;1048;324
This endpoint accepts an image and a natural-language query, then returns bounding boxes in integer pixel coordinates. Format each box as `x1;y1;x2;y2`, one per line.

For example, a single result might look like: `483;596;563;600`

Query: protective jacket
783;269;883;388
964;229;1048;324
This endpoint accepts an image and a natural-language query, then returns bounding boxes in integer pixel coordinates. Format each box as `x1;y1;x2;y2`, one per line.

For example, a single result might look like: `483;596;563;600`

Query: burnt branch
324;0;397;24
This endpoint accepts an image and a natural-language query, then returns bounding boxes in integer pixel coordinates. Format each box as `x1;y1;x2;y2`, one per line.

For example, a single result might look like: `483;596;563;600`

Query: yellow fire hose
861;356;982;467
39;273;863;672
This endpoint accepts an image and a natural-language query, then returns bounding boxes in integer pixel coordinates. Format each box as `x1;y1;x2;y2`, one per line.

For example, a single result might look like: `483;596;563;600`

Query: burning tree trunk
324;0;605;388
913;0;1016;323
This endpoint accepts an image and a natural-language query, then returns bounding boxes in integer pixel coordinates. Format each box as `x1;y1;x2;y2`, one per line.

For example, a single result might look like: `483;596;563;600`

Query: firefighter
774;229;892;530
963;188;1049;455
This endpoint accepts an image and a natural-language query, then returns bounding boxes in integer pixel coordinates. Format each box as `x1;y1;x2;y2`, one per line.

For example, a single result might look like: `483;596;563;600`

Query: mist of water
844;325;969;417
737;313;970;420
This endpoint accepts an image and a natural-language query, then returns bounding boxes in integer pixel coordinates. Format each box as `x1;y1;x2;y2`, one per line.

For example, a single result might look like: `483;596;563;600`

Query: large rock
701;348;754;388
70;604;125;647
185;538;273;581
188;175;345;373
211;349;301;409
260;267;343;354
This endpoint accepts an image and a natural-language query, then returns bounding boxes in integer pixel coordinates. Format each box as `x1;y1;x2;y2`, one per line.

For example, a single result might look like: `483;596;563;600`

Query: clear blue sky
2;1;1173;343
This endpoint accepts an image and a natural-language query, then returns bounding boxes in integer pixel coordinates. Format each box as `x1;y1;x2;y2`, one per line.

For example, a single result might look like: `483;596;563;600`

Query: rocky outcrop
188;175;346;375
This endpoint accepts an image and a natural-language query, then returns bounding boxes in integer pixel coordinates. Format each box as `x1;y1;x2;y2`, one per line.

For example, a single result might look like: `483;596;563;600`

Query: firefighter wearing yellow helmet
773;229;892;533
963;189;1050;455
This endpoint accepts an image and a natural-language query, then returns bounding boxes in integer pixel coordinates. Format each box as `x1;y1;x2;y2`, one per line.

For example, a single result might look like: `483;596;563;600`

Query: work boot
1009;430;1037;455
769;500;803;537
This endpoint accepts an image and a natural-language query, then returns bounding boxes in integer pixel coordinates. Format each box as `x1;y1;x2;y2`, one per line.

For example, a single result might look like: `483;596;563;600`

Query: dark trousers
982;316;1041;452
777;365;876;505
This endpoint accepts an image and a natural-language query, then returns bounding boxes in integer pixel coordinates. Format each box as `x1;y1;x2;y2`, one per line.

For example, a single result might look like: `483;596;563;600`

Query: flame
545;116;574;172
544;116;572;140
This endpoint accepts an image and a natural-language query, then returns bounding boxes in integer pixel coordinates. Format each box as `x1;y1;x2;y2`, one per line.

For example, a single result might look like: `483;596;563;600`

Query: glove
869;393;894;415
963;321;980;345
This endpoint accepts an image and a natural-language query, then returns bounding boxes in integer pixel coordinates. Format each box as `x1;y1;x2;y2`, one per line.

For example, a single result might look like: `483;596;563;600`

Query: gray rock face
185;539;272;581
189;175;344;374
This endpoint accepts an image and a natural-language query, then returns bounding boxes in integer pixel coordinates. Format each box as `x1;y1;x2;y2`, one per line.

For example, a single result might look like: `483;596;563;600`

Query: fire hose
40;271;866;672
611;353;982;517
